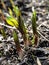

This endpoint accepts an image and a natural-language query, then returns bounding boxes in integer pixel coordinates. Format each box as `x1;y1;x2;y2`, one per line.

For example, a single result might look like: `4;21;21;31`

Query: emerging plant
0;26;6;39
6;15;18;28
0;0;39;59
13;30;24;59
8;8;13;16
1;28;6;39
13;30;21;52
10;0;32;47
0;11;24;59
31;10;38;46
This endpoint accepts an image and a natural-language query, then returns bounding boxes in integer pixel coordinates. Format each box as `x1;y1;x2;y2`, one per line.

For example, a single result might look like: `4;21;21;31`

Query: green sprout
13;30;21;52
13;30;24;59
8;8;13;16
13;7;31;47
0;0;39;59
31;10;38;46
9;0;31;48
2;10;23;57
18;16;31;47
6;15;19;28
0;27;6;39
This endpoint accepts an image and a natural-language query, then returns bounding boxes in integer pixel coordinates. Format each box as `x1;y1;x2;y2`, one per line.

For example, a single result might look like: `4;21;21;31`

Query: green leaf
1;28;6;39
8;8;13;16
13;6;21;17
31;10;37;34
6;15;19;28
31;35;35;45
13;5;27;38
13;31;18;42
13;30;21;52
31;10;38;46
18;16;27;38
10;0;21;17
13;6;27;34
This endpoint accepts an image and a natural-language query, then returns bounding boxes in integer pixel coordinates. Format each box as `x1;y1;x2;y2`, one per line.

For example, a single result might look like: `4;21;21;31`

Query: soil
0;0;49;65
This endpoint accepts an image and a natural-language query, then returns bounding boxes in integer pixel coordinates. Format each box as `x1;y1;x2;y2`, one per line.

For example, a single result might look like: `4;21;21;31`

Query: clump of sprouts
0;0;38;59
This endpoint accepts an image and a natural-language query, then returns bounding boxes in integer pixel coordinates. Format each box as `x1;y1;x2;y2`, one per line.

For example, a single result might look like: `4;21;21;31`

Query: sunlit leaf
6;15;19;28
9;0;31;47
8;8;13;16
13;5;27;38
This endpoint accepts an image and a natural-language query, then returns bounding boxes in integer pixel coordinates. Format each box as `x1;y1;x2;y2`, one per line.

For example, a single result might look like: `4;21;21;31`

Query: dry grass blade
0;9;5;21
1;0;6;10
37;21;49;42
37;57;42;65
10;0;14;7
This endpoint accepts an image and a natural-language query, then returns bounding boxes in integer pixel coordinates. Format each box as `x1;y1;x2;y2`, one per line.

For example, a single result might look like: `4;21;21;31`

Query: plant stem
18;16;31;47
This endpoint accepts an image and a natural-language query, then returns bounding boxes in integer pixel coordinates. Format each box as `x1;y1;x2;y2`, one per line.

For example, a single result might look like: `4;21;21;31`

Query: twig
0;22;16;30
37;21;46;30
37;30;49;42
37;21;49;42
37;57;42;65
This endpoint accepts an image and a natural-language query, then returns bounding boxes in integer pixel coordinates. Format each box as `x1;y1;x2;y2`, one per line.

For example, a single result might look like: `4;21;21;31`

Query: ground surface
0;0;49;65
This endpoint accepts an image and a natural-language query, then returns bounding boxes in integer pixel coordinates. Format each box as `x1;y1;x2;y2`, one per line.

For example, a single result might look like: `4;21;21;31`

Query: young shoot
13;30;24;59
6;15;19;28
9;0;31;47
13;6;31;47
8;8;13;16
0;26;6;39
31;10;38;46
